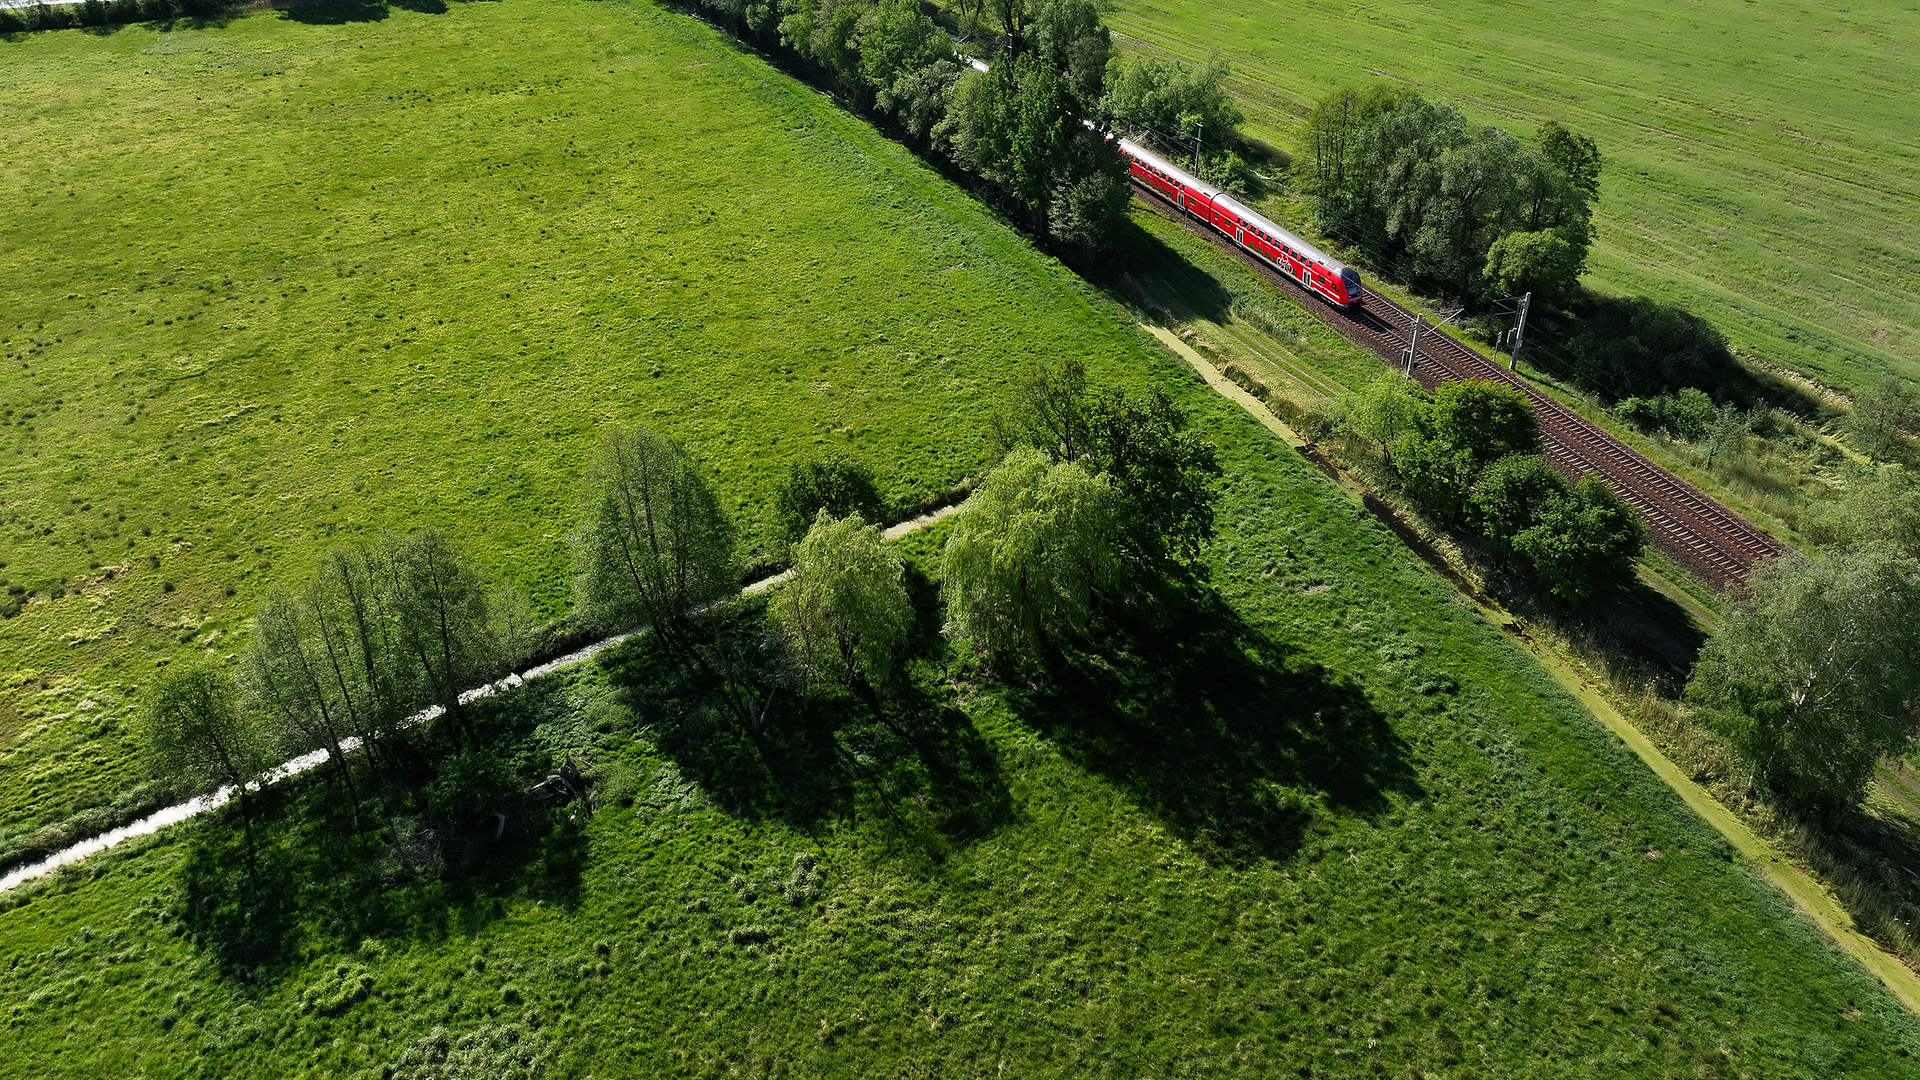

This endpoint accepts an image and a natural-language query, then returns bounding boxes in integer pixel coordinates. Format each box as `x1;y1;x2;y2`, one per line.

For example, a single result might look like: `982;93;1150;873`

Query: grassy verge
1100;0;1920;394
0;0;1156;839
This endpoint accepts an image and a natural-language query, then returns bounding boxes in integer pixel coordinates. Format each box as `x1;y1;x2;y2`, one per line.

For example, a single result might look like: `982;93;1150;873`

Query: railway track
1133;185;1790;587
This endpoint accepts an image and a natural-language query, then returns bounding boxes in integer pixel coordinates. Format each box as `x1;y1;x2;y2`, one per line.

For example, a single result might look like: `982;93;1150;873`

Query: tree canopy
572;423;738;637
773;511;915;694
995;358;1221;576
1306;87;1599;303
1687;548;1920;809
941;447;1122;662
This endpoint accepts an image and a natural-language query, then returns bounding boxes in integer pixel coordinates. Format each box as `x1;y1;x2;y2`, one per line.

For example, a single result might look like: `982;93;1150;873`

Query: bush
1467;454;1569;542
1510;473;1647;602
1613;388;1715;439
773;458;885;546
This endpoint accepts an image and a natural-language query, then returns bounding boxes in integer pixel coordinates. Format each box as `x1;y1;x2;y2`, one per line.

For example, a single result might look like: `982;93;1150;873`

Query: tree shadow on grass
1082;214;1237;329
177;681;591;982
1012;585;1419;866
276;0;389;24
600;573;1011;861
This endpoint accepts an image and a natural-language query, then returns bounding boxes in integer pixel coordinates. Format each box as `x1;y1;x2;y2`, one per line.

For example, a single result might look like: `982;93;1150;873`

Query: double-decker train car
1119;137;1362;309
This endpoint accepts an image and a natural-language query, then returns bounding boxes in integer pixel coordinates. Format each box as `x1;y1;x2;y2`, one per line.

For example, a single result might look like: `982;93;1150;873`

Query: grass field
4;2;1920;1073
0;0;1154;843
1103;0;1920;395
3;369;1918;1075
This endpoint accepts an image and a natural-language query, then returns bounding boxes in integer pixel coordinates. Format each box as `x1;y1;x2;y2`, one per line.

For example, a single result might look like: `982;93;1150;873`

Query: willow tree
773;511;914;701
941;447;1121;664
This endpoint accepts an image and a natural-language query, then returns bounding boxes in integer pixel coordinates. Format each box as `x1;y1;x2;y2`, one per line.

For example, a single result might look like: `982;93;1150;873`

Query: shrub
773;458;885;547
1468;454;1569;542
1510;473;1647;602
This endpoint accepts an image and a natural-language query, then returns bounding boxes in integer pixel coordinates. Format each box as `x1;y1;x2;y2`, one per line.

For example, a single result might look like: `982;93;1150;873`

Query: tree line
1318;375;1647;603
144;365;1223;858
1306;85;1600;308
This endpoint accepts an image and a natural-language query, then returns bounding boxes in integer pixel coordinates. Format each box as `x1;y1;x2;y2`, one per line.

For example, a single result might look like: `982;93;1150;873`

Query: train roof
1117;137;1351;276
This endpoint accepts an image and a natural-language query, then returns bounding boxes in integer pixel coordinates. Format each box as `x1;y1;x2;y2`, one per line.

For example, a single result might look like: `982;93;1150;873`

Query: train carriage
1117;137;1362;309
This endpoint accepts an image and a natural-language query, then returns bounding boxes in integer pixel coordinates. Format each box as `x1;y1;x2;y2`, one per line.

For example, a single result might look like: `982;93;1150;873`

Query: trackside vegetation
1102;0;1920;394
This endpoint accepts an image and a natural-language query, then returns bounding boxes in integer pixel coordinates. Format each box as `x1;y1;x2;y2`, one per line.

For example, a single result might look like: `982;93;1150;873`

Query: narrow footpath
0;503;962;896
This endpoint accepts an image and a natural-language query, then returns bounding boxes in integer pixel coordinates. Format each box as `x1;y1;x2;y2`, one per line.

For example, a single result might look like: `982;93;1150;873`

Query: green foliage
1428;379;1542;468
239;530;508;769
1701;403;1752;467
1687;548;1920;808
571;424;738;637
941;447;1121;662
939;50;1129;254
995;359;1222;574
1613;387;1716;439
426;745;518;824
1509;473;1648;602
857;0;963;139
773;457;887;547
1844;376;1917;462
1482;227;1584;304
389;1023;551;1080
1386;379;1540;524
1802;463;1920;560
1467;453;1569;541
1305;88;1598;300
772;511;914;691
1102;52;1245;146
140;663;266;797
297;962;375;1017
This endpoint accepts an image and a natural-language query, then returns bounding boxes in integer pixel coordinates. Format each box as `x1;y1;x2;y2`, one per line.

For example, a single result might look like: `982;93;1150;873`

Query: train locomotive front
1118;138;1362;309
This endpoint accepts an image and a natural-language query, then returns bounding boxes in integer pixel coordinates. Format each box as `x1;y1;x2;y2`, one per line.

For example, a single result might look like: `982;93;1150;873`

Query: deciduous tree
773;511;914;698
941;447;1121;663
143;663;268;864
572;423;738;639
1509;473;1646;602
1687;548;1920;809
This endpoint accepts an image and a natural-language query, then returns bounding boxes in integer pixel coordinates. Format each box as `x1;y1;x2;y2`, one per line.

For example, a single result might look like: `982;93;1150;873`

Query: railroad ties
1132;182;1790;588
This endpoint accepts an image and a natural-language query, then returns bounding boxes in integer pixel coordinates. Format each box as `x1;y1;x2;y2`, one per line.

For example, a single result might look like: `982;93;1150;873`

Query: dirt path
0;503;964;897
1150;323;1920;1017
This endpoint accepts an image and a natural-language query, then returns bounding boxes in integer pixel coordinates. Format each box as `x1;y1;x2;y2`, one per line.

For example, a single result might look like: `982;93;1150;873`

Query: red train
1118;137;1363;309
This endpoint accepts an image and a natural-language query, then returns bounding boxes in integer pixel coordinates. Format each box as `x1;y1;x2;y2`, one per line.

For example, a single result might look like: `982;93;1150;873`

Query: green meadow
0;0;1140;841
4;370;1918;1077
1105;0;1920;394
1;1;1917;1075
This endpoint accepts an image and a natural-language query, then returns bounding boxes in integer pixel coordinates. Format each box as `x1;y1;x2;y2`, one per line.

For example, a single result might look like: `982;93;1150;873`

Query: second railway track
1132;184;1790;587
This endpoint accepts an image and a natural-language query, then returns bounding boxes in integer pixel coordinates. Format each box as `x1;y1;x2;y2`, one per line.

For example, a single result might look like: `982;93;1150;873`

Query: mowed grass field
3;381;1918;1077
0;0;1142;841
1105;0;1920;393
